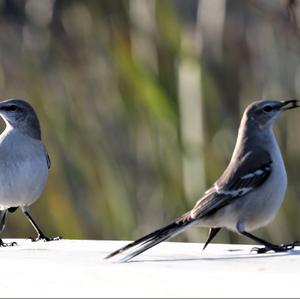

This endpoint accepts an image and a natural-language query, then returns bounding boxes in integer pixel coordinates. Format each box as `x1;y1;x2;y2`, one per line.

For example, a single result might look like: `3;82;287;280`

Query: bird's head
243;99;299;130
0;99;41;140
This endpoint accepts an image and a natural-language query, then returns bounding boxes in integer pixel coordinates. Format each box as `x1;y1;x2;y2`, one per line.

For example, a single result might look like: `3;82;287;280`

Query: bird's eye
4;105;18;112
263;105;273;113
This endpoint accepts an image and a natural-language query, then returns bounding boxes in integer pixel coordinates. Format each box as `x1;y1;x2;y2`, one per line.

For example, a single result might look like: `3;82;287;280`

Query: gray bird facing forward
106;99;300;262
0;98;59;246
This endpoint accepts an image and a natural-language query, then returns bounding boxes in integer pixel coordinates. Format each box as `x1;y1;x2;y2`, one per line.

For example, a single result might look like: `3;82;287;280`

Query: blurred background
0;0;300;246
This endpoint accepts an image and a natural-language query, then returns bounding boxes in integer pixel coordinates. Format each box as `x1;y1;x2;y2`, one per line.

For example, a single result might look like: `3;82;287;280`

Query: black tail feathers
105;213;195;262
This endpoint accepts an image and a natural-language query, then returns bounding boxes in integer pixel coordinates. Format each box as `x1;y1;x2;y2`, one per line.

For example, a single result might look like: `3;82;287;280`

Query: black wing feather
191;150;272;219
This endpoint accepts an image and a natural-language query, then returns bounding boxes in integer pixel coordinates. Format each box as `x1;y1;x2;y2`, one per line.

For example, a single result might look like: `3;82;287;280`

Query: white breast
0;128;49;210
258;136;287;223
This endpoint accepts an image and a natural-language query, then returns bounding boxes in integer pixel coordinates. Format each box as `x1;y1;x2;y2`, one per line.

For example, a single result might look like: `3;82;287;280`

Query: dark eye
263;105;273;113
4;105;18;112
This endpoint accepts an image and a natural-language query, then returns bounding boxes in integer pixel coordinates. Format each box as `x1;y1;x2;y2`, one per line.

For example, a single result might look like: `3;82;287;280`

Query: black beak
279;99;299;111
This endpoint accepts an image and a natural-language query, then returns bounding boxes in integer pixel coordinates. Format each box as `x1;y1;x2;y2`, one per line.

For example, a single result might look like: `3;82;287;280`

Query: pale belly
0;157;48;210
222;170;287;232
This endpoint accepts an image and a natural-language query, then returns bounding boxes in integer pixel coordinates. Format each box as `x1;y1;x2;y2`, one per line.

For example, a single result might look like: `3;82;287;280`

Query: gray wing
190;150;272;219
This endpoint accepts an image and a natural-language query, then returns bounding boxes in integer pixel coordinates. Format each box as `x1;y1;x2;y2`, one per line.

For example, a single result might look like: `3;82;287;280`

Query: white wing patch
214;165;271;197
240;167;270;179
214;183;252;197
241;169;263;179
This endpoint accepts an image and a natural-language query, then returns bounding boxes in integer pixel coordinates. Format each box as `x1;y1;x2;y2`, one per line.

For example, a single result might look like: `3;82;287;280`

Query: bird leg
241;231;299;253
23;210;61;242
203;227;222;250
0;210;17;246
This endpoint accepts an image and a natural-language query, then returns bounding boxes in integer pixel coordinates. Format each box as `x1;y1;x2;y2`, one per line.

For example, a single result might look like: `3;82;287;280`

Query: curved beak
279;99;299;111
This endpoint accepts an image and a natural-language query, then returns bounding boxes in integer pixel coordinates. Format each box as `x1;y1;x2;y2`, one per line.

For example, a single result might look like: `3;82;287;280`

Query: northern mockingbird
106;99;300;262
0;99;59;246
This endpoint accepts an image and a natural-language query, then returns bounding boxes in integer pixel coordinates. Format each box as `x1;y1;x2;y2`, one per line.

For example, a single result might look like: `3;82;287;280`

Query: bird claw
0;240;17;247
280;241;300;251
251;241;300;254
251;246;268;254
29;235;61;242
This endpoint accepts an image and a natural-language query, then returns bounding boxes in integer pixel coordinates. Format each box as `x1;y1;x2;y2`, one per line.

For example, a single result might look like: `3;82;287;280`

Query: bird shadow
121;248;300;264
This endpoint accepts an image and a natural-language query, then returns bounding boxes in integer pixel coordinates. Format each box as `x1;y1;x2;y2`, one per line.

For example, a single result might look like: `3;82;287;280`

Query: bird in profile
106;99;299;262
0;98;60;246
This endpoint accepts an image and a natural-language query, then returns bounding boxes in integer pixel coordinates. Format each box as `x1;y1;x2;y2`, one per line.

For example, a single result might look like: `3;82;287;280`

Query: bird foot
251;241;300;254
29;235;61;242
0;240;17;247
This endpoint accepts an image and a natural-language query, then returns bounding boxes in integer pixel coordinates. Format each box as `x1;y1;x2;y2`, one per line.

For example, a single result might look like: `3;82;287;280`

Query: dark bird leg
0;210;17;247
240;230;299;253
22;209;60;242
203;227;222;250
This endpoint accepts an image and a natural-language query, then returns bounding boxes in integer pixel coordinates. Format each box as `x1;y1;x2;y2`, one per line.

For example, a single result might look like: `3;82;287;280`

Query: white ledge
0;239;299;297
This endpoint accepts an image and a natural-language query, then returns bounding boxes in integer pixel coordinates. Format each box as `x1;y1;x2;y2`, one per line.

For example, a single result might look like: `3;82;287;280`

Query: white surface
0;239;299;298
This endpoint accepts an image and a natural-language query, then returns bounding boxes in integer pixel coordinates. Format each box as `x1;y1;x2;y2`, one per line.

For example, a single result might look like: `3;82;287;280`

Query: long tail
105;213;196;262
